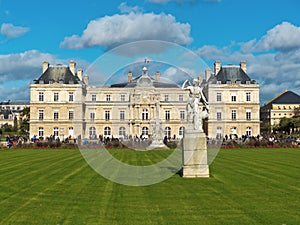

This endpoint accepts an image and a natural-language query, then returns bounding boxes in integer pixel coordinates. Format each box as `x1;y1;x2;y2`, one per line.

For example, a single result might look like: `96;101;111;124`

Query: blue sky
0;0;300;104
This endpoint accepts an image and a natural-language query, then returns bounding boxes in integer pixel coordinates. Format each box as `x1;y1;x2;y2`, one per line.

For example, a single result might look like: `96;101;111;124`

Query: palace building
30;60;260;141
30;61;189;140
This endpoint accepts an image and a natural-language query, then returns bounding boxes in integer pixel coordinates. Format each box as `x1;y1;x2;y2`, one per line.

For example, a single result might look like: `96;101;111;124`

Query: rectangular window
180;111;185;121
231;93;236;102
54;111;59;120
106;95;111;102
217;92;222;102
165;110;170;121
217;112;222;121
39;110;44;120
69;110;74;120
246;111;251;120
179;95;183;102
39;92;44;102
246;92;251;102
231;109;237;120
120;110;125;120
120;94;125;101
54;92;59;102
92;94;96;102
165;95;169;101
90;112;95;121
69;92;74;102
105;111;110;121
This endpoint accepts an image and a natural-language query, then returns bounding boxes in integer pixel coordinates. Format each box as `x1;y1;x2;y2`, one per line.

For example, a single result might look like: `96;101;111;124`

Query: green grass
0;148;300;225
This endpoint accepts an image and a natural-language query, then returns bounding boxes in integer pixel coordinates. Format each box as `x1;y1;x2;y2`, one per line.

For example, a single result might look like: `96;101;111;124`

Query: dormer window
246;81;251;84
69;80;74;84
49;80;53;84
59;80;64;84
236;80;241;84
216;81;221;84
226;80;231;84
39;80;44;84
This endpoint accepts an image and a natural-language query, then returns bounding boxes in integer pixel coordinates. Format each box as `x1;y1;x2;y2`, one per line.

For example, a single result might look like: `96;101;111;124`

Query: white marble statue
182;79;209;131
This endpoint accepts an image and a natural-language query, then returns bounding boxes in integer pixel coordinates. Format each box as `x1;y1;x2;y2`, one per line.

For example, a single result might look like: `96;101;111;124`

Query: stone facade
204;61;260;139
260;90;300;132
30;61;261;141
30;62;189;140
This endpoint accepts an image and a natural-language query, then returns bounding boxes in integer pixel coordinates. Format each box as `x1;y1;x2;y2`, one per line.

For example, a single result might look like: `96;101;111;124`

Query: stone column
182;129;209;177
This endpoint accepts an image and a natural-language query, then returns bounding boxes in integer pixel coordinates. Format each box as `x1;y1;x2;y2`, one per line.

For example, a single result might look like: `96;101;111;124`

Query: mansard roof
264;90;300;106
110;68;179;88
0;109;13;119
34;65;80;84
209;65;256;84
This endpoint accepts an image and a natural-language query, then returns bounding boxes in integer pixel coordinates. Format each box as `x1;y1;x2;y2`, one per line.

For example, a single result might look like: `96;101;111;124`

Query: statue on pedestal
182;79;209;131
181;78;210;178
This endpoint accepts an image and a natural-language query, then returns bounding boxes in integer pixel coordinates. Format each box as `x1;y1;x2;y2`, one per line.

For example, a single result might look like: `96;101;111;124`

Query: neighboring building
260;90;300;133
30;62;189;140
0;101;29;112
0;109;14;127
204;61;260;139
0;101;29;128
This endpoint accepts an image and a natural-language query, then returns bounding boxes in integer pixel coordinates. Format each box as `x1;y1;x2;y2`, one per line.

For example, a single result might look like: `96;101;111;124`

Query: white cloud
0;50;67;101
255;22;300;52
162;66;196;84
118;2;143;13
1;23;29;39
0;50;56;82
195;22;300;104
60;12;192;50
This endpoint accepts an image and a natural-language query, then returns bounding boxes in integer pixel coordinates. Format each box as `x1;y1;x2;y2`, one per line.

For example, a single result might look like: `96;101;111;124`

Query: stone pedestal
182;129;209;178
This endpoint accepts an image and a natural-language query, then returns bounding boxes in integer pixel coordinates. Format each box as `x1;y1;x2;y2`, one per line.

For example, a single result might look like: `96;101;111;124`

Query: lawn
0;148;300;225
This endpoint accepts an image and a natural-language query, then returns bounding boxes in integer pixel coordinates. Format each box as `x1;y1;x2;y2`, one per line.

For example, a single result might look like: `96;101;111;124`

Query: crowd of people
2;132;300;149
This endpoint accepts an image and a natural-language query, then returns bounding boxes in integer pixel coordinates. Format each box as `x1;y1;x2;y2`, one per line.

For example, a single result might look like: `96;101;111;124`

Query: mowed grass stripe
209;149;300;224
0;150;80;198
0;149;300;225
0;150;75;181
0;150;85;224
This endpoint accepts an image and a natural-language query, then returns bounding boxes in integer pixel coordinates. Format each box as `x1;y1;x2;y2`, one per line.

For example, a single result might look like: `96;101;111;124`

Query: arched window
68;127;74;138
38;127;44;138
104;127;111;137
142;109;149;120
164;127;171;138
216;127;222;139
53;127;59;138
179;126;185;137
141;127;149;138
246;127;251;136
119;127;126;138
89;127;96;139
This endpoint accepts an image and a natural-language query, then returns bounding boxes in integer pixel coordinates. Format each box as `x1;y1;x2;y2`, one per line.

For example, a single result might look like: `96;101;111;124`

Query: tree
19;107;30;135
13;115;18;132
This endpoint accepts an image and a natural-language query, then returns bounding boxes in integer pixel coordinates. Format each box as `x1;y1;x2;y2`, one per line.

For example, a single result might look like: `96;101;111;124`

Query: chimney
214;60;221;75
128;71;132;82
83;74;89;85
77;68;83;80
198;74;203;83
156;71;160;82
42;61;49;73
205;69;211;82
240;61;247;73
69;60;76;75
